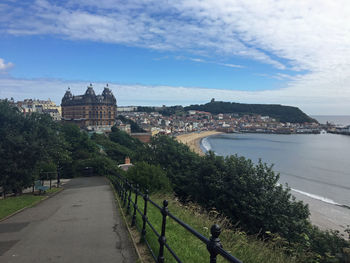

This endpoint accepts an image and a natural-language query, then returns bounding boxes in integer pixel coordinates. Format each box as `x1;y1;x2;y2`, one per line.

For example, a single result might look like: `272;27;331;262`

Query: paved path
0;177;138;263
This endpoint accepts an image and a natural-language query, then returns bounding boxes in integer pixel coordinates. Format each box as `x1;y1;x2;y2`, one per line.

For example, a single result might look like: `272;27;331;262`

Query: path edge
106;177;143;263
0;187;64;223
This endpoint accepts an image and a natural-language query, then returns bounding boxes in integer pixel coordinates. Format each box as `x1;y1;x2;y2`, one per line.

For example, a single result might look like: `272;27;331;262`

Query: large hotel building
61;84;117;131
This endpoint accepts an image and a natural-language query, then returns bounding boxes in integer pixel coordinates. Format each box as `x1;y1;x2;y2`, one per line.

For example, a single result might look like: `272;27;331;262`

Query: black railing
109;174;243;263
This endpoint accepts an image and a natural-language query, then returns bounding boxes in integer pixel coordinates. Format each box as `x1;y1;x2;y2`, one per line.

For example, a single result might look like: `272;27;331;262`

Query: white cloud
1;1;350;113
219;63;244;69
175;56;245;68
0;58;14;72
2;1;350;73
1;0;286;67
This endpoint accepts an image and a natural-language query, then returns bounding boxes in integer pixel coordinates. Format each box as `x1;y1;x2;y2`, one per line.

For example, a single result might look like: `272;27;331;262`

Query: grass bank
0;188;61;220
122;192;296;263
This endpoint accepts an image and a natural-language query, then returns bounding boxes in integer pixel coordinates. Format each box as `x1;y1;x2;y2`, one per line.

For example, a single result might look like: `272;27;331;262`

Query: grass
120;192;297;263
0;187;61;220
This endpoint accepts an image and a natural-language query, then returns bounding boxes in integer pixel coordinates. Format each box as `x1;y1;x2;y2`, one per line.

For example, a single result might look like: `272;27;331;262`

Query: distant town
4;85;350;139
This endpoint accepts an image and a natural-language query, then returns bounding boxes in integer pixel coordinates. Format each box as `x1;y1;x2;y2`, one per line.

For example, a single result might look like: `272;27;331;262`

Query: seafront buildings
116;109;322;135
61;84;117;131
10;86;350;135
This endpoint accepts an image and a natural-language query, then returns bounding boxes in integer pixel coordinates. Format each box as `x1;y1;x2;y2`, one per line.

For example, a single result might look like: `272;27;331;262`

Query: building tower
61;84;117;131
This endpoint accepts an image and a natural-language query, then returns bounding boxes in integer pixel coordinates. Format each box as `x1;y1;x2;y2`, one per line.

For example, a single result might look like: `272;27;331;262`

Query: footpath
0;177;137;263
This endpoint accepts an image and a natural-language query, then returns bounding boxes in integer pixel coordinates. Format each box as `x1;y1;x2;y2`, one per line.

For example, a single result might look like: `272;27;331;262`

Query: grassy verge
0;188;61;220
121;192;296;263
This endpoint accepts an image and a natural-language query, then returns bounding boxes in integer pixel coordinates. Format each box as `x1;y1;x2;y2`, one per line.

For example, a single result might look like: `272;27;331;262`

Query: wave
201;137;212;152
279;171;350;191
290;188;342;206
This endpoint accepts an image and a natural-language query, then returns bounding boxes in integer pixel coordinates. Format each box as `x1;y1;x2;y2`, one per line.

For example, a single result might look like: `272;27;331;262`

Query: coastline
292;190;350;237
178;132;349;236
176;131;222;156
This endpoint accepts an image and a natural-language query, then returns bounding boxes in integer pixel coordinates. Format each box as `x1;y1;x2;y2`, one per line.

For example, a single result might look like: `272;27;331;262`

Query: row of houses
10;98;62;121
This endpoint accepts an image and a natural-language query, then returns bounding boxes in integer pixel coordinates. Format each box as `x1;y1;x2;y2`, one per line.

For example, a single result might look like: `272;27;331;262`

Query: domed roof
102;84;116;104
61;88;73;104
61;84;117;106
83;85;97;103
85;84;96;96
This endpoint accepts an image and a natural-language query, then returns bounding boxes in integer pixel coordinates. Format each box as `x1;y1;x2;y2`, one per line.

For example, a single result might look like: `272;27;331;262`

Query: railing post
157;200;168;263
123;180;128;207
117;176;122;197
114;176;119;195
131;185;139;227
120;177;123;198
127;184;132;215
120;177;125;201
124;179;128;202
141;189;149;242
207;224;222;263
120;179;124;203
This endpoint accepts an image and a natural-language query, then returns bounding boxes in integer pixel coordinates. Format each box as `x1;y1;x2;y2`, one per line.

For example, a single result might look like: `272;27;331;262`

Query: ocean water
312;115;350;126
201;133;350;208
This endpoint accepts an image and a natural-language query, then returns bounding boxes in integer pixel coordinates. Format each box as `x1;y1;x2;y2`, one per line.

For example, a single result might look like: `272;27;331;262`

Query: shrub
126;162;172;194
73;155;120;177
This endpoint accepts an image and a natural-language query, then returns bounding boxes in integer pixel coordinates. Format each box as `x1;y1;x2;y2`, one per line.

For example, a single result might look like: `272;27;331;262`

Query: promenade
0;177;137;263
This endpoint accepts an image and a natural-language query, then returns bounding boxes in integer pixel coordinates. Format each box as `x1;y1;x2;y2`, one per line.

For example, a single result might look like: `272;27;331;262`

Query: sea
200;116;350;233
312;115;350;126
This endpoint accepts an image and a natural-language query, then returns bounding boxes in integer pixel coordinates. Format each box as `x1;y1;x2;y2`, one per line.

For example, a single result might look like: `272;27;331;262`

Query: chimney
125;157;130;164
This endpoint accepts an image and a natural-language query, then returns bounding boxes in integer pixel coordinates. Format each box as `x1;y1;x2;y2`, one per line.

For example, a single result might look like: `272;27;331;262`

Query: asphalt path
0;177;138;263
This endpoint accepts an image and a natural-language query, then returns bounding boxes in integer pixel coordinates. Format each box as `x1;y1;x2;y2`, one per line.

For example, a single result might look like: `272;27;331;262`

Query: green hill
184;101;316;123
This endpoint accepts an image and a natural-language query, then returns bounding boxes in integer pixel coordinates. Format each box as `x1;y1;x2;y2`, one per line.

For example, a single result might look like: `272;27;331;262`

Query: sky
1;0;350;115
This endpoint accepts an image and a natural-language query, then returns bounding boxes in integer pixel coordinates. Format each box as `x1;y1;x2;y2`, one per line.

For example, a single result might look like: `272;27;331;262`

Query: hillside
184;101;316;123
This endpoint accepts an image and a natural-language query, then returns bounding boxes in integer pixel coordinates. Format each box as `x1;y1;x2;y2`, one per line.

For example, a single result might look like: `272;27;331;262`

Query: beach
176;131;222;155
292;190;350;236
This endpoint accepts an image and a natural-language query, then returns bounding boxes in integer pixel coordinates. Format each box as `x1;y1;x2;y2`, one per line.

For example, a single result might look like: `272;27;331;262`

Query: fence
109;174;243;263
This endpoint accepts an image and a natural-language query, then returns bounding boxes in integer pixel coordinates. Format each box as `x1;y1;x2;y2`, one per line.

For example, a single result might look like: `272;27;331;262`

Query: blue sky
1;35;285;90
1;0;350;114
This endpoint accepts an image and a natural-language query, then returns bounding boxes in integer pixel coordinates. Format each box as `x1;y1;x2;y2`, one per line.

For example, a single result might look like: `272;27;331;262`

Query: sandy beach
292;190;350;237
176;131;222;155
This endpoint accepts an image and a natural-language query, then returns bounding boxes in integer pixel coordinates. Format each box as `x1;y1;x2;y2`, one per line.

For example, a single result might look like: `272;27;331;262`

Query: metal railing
109;174;243;263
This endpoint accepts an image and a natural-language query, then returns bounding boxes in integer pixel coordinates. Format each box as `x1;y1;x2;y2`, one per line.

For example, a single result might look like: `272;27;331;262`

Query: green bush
0;101;69;194
126;162;172;194
73;155;120;177
91;133;133;164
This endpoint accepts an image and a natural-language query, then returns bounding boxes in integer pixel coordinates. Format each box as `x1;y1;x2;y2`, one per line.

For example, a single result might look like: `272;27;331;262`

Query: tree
0;101;70;194
147;135;201;198
126;162;172;194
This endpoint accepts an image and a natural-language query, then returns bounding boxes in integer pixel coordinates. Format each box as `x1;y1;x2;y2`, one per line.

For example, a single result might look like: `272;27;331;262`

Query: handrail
109;174;243;263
